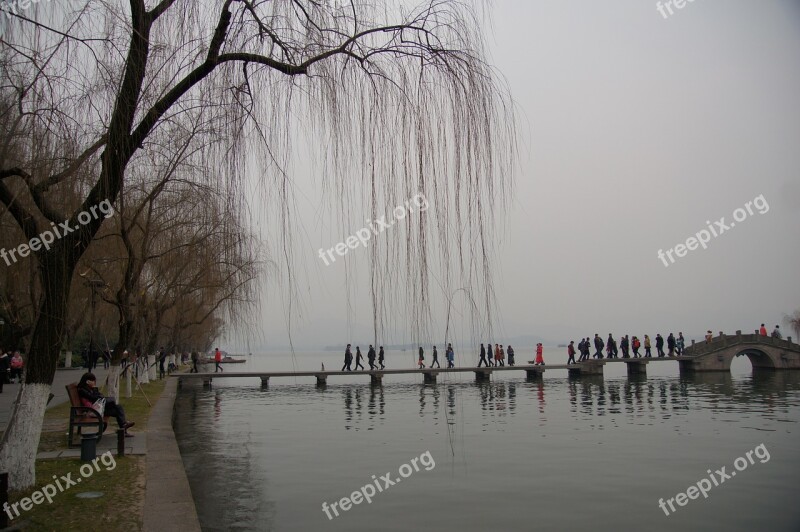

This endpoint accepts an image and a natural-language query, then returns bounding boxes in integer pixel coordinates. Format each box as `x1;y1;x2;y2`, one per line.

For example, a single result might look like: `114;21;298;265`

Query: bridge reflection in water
321;369;800;432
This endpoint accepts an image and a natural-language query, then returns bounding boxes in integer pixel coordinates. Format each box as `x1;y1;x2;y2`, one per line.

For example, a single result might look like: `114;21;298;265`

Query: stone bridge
680;330;800;372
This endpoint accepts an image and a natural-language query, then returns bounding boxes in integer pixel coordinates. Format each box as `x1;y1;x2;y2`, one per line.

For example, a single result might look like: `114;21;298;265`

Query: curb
142;377;201;531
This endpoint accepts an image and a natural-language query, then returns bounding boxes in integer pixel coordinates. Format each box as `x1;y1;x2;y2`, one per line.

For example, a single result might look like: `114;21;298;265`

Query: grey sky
232;0;800;351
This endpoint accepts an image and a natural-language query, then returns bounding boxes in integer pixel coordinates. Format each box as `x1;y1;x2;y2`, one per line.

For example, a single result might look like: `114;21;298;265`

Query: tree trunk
105;364;121;403
108;317;134;402
147;355;156;381
139;357;149;384
0;255;71;489
0;384;51;489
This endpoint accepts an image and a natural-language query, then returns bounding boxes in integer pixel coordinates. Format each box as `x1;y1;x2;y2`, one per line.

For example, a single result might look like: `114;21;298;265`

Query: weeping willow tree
785;310;800;341
0;0;515;489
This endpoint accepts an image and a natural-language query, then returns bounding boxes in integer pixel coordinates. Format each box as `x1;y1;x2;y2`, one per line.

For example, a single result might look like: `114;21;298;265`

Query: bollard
117;429;126;457
80;434;98;462
1;472;8;529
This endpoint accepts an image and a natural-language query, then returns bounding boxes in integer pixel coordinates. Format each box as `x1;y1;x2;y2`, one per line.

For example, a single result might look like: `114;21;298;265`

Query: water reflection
333;372;800;429
175;370;800;532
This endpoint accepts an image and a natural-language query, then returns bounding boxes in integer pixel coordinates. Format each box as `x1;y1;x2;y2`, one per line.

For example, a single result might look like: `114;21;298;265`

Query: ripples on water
174;356;800;531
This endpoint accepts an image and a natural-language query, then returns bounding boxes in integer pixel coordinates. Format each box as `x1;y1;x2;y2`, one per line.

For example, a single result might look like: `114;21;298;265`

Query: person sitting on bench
77;372;135;435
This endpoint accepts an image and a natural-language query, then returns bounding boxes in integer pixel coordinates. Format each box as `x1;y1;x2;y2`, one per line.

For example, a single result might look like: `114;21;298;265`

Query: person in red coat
567;341;576;365
535;343;544;365
214;347;224;373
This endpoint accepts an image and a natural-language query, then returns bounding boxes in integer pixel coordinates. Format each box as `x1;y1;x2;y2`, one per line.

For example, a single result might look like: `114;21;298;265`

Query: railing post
117;428;126;457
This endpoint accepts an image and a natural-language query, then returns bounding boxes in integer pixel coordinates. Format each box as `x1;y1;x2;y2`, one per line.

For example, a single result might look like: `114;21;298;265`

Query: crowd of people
566;332;685;362
339;324;787;372
341;344;387;371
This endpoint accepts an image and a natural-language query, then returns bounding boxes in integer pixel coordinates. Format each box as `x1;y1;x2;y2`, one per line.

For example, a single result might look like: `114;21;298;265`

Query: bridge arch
731;348;776;370
680;333;800;372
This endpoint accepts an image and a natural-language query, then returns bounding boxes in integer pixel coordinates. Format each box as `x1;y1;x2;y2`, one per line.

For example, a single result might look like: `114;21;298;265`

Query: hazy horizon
223;0;800;353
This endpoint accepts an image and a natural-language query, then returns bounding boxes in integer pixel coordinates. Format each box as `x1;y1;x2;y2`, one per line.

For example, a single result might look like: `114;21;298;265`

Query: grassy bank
7;377;168;531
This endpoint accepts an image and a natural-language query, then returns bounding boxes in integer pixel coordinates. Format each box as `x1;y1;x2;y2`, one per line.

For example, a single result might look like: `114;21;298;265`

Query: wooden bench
65;383;108;448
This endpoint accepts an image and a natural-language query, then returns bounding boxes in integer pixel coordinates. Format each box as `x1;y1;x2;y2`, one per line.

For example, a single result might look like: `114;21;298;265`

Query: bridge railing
684;330;794;357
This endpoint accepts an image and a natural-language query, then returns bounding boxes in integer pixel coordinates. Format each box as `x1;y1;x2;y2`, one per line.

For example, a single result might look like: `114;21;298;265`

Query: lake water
173;350;800;531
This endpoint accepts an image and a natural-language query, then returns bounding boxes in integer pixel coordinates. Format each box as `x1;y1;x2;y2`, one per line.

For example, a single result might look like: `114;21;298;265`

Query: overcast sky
229;0;800;352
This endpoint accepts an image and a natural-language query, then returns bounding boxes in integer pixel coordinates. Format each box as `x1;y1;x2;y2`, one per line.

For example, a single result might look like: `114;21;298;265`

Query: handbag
92;398;106;416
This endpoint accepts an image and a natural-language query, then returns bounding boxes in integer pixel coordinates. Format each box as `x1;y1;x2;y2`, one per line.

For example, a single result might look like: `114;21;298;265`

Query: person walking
418;346;425;369
158;347;167;378
567;341;576;365
607;334;616;359
478;344;489;367
580;338;590;362
487;341;495;366
620;335;629;358
355;346;365;370
190;350;199;373
447;344;455;368
342;344;353;371
507;345;515;366
759;323;768;336
214;347;224;372
676;333;685;356
593;334;604;359
378;346;385;369
494;343;501;367
656;334;665;357
644;335;652;358
705;330;713;343
430;345;441;368
498;344;505;367
632;336;641;358
368;345;377;370
535;343;545;365
667;333;676;357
